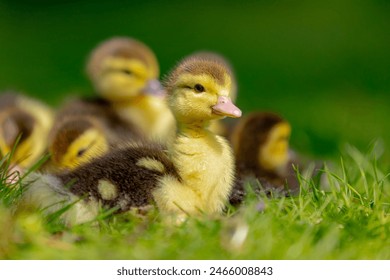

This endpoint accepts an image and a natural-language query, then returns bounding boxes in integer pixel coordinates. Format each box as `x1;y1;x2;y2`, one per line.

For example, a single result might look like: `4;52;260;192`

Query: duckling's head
0;92;54;168
232;112;291;173
164;54;241;126
48;117;109;170
0;108;34;163
190;51;238;102
86;37;164;102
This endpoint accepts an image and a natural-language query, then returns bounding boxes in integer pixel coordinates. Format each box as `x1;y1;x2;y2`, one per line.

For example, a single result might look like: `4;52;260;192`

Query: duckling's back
54;96;144;145
57;144;180;212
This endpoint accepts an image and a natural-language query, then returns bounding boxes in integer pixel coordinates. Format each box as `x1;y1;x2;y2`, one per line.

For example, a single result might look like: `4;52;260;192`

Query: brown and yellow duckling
22;54;242;225
154;53;241;219
229;112;300;206
44;97;143;171
86;36;175;143
0;92;53;170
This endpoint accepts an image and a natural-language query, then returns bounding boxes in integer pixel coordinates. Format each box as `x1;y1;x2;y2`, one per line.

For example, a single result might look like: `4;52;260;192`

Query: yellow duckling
86;37;175;142
0;92;53;169
154;53;242;219
22;54;241;225
45;97;143;171
228;112;300;206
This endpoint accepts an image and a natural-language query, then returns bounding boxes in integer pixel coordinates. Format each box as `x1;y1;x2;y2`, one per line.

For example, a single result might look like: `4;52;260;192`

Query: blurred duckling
229;112;301;205
0;92;53;169
47;116;109;171
44;97;143;171
22;54;242;225
86;37;175;142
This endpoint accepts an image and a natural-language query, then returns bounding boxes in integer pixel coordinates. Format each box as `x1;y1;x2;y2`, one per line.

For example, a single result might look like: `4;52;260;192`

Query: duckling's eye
122;69;133;75
77;148;87;157
194;84;205;93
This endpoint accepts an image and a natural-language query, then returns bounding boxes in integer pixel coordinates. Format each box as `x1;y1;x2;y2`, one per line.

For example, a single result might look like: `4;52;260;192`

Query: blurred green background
0;0;389;161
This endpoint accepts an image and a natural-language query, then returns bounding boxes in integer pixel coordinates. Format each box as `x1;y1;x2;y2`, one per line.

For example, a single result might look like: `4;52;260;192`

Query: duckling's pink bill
212;96;242;118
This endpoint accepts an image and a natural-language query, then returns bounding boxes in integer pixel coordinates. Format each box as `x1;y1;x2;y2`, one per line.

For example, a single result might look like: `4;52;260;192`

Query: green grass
1;144;389;260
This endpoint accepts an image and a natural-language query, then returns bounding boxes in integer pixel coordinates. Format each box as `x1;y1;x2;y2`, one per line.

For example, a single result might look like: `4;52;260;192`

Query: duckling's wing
57;145;179;212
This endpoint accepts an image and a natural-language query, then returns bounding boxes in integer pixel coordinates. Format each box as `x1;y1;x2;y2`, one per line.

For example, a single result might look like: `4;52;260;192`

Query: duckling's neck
167;120;235;214
112;95;175;142
177;121;211;137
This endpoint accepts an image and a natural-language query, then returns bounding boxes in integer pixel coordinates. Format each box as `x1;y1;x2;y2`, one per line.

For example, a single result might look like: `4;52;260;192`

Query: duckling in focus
154;53;241;218
228;112;300;206
22;54;242;225
45;97;143;171
0;92;53;169
86;37;175;142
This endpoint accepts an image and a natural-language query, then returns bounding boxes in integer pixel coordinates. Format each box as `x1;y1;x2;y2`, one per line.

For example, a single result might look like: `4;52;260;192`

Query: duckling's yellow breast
171;131;235;213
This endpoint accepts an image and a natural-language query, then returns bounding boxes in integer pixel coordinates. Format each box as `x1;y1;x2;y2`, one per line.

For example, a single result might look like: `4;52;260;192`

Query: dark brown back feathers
58;144;180;212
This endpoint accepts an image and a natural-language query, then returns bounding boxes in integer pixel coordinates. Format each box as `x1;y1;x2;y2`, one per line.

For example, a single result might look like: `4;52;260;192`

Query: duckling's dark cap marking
191;51;233;72
49;118;96;162
164;54;232;93
86;37;159;80
0;92;35;148
191;51;238;100
0;108;34;147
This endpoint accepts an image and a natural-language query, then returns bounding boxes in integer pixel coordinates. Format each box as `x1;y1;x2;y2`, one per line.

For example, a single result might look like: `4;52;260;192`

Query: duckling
46;116;109;171
86;37;175;142
45;97;143;171
0;92;53;169
154;53;241;218
229;112;300;205
22;54;241;225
